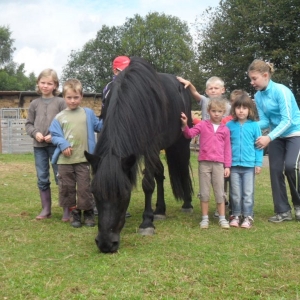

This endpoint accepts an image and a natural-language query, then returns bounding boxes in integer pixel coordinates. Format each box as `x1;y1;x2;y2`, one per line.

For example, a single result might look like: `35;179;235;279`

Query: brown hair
36;68;60;95
230;91;257;121
62;79;83;97
248;59;275;77
230;89;244;103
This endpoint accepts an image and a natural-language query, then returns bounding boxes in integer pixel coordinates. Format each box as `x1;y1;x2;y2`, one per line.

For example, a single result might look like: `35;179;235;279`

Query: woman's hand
255;135;271;149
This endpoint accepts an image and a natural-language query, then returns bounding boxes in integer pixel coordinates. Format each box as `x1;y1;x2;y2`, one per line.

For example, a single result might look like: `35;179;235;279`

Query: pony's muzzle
95;233;120;253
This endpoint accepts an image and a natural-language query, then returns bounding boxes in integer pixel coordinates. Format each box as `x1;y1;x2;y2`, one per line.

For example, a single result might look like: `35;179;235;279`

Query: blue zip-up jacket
255;80;300;140
49;107;103;164
226;120;263;167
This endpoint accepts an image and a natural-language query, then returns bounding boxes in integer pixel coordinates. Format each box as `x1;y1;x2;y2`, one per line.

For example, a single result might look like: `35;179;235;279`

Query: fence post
0;115;2;154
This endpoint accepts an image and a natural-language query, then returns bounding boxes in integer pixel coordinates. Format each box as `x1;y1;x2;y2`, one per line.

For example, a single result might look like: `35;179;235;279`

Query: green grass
1;152;300;299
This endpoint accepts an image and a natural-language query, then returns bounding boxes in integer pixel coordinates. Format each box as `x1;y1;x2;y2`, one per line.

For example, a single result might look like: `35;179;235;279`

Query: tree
61;13;196;93
0;62;36;91
0;25;36;91
0;26;15;67
193;0;300;103
121;12;195;75
62;25;123;92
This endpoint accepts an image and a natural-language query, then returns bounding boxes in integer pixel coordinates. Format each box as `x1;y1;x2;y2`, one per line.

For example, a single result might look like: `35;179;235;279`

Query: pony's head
85;151;137;253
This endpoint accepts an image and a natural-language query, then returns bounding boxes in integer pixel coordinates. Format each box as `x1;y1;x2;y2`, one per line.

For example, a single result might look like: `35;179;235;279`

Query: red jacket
182;120;232;168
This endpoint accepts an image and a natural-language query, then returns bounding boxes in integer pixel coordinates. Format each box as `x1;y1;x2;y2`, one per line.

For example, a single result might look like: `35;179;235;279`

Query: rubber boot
70;208;82;228
36;188;52;220
83;209;95;227
62;207;70;222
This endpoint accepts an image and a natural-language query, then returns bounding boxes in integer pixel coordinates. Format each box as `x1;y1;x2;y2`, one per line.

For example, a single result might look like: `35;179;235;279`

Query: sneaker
268;211;292;223
70;209;82;228
219;219;230;229
214;209;219;218
241;216;253;229
93;206;98;216
294;206;300;221
229;216;240;228
83;209;95;227
199;219;209;229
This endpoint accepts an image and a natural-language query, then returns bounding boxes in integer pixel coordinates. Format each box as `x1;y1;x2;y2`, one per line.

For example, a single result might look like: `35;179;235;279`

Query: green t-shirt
56;107;88;164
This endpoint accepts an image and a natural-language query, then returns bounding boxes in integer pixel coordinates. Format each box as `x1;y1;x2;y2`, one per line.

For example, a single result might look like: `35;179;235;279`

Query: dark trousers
57;163;93;211
268;137;300;213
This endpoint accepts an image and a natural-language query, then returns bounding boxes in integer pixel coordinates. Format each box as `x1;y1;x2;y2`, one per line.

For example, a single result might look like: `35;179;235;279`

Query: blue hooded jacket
226;119;263;167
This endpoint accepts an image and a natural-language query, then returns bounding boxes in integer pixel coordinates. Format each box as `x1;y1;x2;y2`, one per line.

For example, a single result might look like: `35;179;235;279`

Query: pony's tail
165;135;193;200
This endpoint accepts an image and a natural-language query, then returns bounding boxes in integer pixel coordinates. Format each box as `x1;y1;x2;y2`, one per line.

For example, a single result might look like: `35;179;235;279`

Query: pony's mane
96;57;168;162
93;57;169;197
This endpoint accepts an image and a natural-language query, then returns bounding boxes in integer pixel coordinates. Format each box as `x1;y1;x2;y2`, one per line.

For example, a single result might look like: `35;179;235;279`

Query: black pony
85;57;193;253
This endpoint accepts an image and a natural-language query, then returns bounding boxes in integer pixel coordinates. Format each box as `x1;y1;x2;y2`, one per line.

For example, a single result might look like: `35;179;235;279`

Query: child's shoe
241;216;253;229
214;209;219;218
219;218;230;229
70;209;82;228
229;216;240;228
199;219;209;229
83;209;95;227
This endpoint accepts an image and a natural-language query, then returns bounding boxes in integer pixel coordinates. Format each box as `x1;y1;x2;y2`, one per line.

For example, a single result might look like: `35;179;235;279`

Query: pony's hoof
181;208;193;213
138;227;155;236
154;214;166;220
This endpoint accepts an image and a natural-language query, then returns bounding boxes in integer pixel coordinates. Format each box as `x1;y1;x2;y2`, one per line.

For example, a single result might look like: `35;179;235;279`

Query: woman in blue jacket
226;91;263;228
248;59;300;223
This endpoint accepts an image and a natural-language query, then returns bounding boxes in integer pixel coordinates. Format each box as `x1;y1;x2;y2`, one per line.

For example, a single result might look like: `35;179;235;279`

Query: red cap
113;56;130;71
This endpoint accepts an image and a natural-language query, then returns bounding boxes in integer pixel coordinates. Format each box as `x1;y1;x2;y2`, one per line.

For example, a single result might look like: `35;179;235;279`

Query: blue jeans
34;146;58;190
229;166;255;217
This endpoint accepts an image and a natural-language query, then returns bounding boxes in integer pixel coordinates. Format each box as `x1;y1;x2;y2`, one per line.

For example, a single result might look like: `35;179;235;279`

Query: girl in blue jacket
248;59;300;223
226;92;263;228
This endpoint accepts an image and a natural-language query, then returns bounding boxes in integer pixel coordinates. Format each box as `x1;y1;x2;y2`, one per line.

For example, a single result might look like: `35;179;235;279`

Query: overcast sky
0;0;220;78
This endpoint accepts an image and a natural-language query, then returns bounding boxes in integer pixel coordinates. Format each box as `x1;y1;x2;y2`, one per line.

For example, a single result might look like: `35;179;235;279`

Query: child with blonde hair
226;91;263;228
181;97;232;229
25;69;68;221
49;79;102;228
248;59;300;222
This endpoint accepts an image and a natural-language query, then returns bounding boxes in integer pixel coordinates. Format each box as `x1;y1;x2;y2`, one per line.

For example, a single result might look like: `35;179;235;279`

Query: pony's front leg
153;160;166;220
138;169;155;236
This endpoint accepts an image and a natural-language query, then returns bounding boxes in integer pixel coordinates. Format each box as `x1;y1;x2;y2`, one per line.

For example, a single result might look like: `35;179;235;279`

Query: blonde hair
206;76;225;88
248;59;275;77
63;79;83;97
230;91;257;121
36;68;60;95
207;96;227;112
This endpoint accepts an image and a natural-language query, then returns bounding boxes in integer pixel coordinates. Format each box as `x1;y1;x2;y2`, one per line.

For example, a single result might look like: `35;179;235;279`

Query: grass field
0;152;300;299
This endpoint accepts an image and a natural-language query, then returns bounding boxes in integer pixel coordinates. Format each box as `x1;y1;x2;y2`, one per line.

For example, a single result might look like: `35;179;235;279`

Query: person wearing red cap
101;56;131;218
102;56;131;99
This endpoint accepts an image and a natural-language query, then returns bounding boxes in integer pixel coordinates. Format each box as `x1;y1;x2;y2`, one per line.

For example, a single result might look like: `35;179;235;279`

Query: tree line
1;0;299;107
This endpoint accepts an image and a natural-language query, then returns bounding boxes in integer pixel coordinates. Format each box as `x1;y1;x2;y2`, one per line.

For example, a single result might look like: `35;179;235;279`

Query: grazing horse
85;57;193;253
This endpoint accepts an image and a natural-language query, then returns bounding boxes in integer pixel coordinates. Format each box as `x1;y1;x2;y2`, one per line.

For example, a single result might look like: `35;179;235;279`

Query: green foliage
193;0;300;103
61;25;123;92
61;13;196;93
0;62;36;91
0;25;36;91
0;25;15;67
1;153;300;299
121;12;195;75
